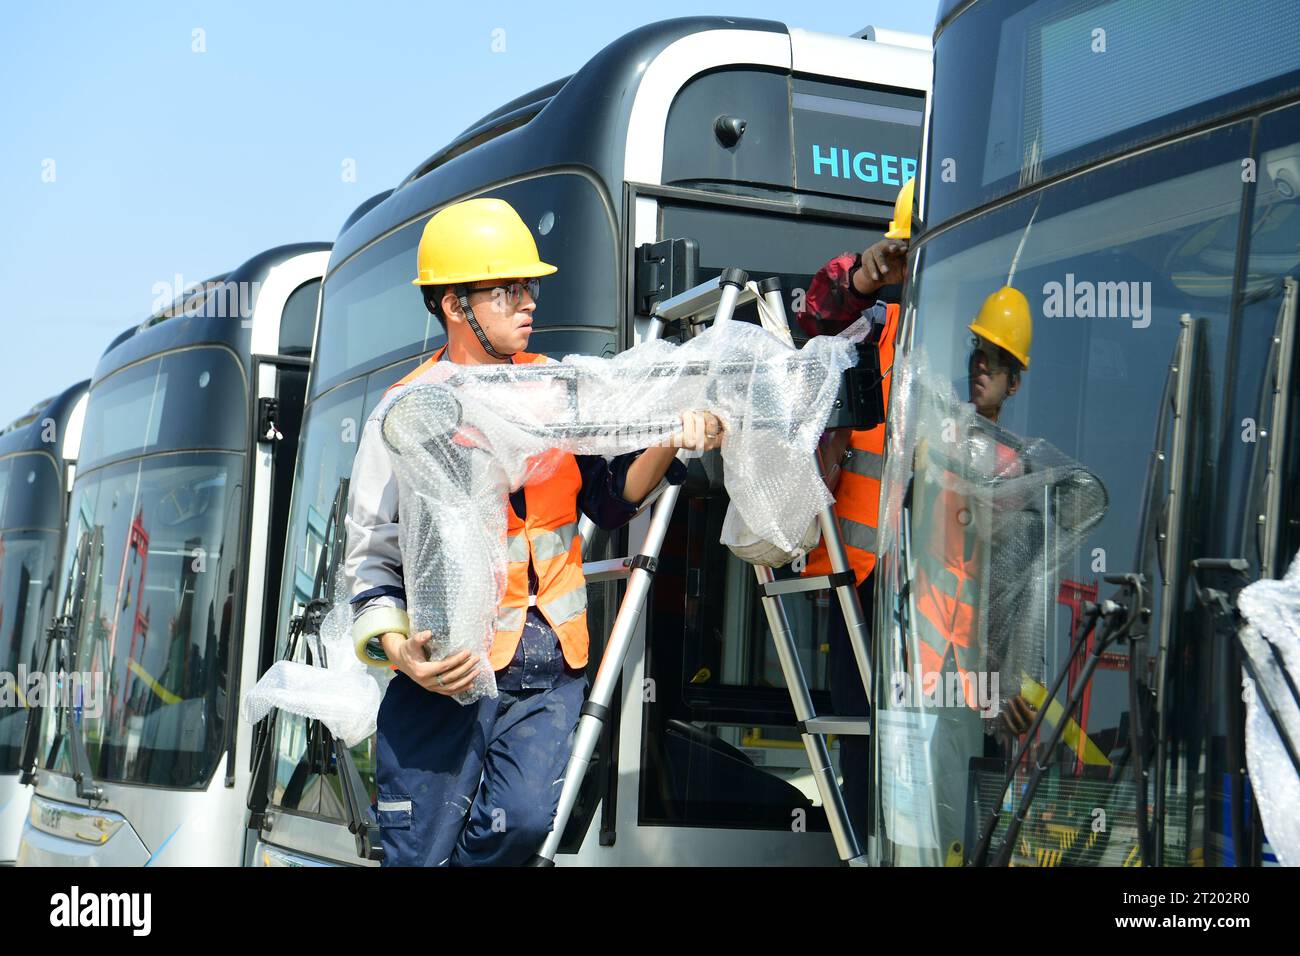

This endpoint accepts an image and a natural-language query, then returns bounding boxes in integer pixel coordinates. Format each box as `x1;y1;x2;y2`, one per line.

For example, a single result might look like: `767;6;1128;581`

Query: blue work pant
374;669;587;866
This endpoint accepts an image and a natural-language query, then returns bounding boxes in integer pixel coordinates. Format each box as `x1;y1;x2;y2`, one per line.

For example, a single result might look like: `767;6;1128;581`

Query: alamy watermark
890;668;1001;717
0;668;104;718
151;274;262;327
50;886;151;936
1042;273;1152;329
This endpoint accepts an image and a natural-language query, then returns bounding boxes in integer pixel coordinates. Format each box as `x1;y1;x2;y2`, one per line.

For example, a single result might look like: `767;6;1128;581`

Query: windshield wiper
984;574;1151;868
19;527;104;801
969;595;1105;866
247;477;382;861
1128;316;1204;866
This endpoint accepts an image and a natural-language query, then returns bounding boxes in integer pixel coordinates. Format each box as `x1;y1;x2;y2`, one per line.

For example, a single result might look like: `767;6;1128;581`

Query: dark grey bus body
20;242;330;867
0;380;90;863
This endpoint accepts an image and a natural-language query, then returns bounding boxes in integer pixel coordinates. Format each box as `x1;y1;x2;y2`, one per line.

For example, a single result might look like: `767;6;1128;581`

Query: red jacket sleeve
794;252;878;340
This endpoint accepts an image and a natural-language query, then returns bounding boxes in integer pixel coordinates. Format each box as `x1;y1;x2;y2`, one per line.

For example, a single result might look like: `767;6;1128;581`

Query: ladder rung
802;717;871;737
582;558;631;582
760;571;854;597
652;277;757;322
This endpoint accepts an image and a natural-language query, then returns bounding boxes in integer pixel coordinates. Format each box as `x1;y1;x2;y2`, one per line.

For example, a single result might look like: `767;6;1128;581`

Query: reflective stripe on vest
506;533;529;563
539;585;587;627
842;446;883;480
839;518;878;555
496;606;526;633
530;522;580;562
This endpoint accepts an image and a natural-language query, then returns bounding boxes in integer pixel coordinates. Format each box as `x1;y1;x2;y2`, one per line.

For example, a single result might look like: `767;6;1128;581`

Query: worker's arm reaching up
797;239;908;493
794;240;906;341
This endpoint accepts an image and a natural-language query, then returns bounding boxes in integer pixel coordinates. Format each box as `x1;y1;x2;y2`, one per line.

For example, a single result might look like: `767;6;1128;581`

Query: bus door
632;198;893;835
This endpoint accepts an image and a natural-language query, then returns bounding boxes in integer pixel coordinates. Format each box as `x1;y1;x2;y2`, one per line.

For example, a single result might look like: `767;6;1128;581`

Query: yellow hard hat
969;285;1032;368
883;178;915;240
411;197;557;286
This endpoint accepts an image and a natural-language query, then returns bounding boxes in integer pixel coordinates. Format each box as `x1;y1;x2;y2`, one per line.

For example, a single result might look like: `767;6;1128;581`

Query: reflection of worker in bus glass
967;336;1019;422
966;286;1031;425
793;179;914;842
910;281;1106;862
344;197;723;866
964;287;1038;742
897;283;1027;863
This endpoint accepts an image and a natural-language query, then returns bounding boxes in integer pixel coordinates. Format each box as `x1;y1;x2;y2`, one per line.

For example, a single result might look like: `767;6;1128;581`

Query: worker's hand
853;239;908;296
665;410;725;451
382;630;481;695
997;694;1038;737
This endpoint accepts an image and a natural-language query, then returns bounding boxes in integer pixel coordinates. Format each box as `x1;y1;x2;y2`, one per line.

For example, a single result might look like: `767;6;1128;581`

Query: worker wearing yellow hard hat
410;196;558;361
346;195;724;866
913;284;1033;731
968;284;1032;423
798;178;913;586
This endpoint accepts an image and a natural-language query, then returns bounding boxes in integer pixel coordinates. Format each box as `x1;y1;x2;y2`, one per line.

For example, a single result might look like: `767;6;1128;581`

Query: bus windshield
874;116;1272;865
929;0;1300;225
0;453;63;772
44;348;248;789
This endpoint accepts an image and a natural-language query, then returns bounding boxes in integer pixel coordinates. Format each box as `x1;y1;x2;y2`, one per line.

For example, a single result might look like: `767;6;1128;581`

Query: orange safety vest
388;346;591;671
911;435;1021;709
803;302;900;585
913;484;984;708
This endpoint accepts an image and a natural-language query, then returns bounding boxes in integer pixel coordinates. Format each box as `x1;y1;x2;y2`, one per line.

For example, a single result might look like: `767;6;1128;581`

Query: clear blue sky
0;1;938;422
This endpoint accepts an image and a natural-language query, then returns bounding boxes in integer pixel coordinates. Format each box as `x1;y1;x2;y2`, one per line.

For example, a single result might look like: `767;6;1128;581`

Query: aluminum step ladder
531;268;874;866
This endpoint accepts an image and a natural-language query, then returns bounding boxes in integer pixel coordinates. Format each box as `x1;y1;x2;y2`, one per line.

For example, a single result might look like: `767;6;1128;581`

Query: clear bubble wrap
241;570;392;747
1237;551;1300;867
877;346;1109;701
243;317;870;740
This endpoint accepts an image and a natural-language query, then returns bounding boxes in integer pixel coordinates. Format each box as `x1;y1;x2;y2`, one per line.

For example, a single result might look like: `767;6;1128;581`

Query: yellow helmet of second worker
883;178;915;240
411;197;558;286
969;285;1032;368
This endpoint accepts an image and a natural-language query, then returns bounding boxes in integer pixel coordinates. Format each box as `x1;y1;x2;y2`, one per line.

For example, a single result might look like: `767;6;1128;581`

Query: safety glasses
969;334;1016;373
471;277;542;310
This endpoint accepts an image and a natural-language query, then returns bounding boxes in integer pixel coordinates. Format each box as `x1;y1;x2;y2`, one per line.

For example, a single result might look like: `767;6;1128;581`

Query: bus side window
279;279;322;358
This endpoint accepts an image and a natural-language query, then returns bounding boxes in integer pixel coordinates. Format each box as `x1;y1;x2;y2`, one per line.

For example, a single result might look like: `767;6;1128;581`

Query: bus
872;0;1300;867
248;15;930;867
0;382;89;863
17;243;329;866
